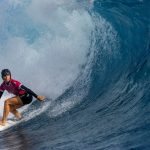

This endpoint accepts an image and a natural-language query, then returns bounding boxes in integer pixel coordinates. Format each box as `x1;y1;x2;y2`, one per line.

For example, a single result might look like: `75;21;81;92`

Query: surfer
0;69;45;126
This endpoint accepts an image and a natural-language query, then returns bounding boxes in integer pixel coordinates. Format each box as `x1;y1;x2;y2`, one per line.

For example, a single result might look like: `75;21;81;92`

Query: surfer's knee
4;99;11;106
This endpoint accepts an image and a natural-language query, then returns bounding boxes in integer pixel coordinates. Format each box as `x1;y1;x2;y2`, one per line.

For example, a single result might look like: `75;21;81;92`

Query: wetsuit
0;79;38;105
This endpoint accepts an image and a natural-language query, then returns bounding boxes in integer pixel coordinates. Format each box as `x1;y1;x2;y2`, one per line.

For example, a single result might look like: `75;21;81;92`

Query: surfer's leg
10;105;22;119
0;96;23;125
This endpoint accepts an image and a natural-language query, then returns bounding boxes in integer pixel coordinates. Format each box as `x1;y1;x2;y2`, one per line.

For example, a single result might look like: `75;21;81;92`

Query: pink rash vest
0;79;26;96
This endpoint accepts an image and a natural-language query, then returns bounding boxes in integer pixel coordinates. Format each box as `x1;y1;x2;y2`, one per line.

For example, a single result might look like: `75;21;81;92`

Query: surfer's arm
20;85;45;101
0;84;4;99
20;85;38;98
0;91;4;99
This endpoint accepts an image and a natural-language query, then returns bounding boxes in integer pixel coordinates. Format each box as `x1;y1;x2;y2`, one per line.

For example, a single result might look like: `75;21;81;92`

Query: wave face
0;0;150;150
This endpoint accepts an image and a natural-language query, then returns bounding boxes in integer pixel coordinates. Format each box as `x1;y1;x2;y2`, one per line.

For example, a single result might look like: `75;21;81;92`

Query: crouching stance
0;69;45;126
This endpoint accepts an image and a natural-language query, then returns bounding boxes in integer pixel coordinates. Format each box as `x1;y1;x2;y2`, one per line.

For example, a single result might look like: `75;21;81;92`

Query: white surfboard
0;120;16;131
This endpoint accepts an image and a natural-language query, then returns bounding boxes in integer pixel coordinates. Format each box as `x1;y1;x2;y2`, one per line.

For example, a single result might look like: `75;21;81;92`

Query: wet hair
1;69;11;78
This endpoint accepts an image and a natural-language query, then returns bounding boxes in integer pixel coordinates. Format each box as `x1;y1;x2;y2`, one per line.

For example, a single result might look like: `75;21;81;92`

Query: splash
0;0;93;99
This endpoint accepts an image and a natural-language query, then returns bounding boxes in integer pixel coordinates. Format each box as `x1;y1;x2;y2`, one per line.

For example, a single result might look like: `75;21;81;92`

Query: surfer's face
2;75;11;82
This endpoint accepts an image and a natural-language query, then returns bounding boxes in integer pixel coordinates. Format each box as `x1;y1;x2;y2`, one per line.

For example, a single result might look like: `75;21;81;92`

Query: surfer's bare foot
0;120;6;126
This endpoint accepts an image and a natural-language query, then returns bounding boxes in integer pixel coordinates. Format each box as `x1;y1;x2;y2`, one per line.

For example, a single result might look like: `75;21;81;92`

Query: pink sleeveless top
0;79;26;96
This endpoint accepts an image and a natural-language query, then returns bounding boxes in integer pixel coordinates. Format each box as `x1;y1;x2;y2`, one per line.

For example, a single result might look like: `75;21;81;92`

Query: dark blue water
0;0;150;150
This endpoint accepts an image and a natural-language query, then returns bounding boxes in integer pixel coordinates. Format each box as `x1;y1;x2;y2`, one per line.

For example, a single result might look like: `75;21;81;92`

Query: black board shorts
19;93;33;105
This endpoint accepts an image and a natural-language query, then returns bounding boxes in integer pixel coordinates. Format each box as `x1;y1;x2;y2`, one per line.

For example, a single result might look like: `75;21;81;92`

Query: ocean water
0;0;149;150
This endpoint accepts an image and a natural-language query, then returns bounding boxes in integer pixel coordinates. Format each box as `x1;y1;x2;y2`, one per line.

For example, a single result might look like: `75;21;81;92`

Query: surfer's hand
37;95;45;101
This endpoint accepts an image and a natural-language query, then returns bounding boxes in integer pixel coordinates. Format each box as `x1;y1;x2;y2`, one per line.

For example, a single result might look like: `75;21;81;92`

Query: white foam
0;0;93;99
0;0;94;120
48;13;119;117
0;0;119;120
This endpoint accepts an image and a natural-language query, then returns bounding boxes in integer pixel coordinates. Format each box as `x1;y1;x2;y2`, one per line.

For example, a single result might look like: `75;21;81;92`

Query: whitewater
0;0;149;150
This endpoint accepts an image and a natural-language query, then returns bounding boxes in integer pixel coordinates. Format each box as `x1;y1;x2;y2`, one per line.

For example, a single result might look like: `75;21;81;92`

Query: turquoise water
0;0;150;150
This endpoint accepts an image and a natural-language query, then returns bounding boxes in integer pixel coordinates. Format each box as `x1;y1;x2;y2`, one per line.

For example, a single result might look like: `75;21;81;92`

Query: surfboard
0;120;16;131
